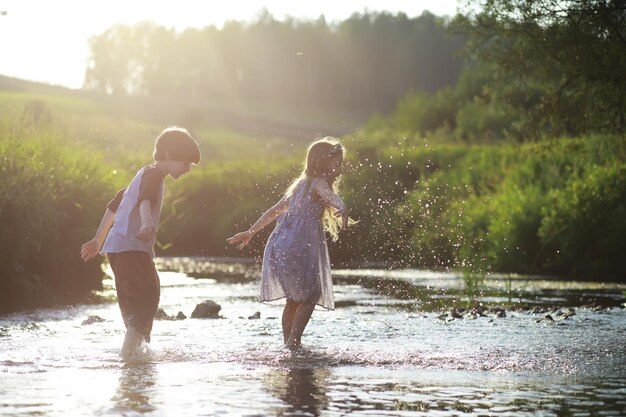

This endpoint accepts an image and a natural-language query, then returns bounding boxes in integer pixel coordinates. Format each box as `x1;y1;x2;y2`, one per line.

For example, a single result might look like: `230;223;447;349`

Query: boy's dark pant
108;251;160;342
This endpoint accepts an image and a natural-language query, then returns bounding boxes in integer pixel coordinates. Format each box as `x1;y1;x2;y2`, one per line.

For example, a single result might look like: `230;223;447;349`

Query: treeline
84;10;465;114
363;0;626;142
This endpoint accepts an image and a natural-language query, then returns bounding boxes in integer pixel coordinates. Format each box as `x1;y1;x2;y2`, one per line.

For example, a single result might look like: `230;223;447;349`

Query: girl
227;137;351;350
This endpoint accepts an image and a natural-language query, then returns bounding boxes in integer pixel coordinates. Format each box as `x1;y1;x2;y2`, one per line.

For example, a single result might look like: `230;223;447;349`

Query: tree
455;0;626;137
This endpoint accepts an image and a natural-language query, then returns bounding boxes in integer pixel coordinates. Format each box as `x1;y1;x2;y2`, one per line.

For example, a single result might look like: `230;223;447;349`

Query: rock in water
81;315;105;325
191;300;221;318
154;308;172;320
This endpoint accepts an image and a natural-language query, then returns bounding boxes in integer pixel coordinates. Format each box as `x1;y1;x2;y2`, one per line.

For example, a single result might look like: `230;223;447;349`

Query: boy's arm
137;199;156;242
226;196;289;249
81;187;126;262
81;208;115;262
136;167;163;242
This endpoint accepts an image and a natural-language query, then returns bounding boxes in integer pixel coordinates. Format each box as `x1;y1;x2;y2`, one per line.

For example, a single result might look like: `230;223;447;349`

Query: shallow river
1;259;625;416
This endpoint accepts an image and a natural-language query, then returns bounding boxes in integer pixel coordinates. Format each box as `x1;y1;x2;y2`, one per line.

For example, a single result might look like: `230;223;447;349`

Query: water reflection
264;365;331;416
110;363;158;414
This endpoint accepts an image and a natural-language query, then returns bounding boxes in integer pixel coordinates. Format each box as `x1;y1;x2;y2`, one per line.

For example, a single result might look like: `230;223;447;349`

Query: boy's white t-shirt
101;165;165;258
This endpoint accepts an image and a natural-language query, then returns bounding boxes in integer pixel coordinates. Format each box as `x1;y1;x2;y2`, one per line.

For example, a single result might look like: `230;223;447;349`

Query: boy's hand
81;239;101;262
137;222;156;242
227;231;254;250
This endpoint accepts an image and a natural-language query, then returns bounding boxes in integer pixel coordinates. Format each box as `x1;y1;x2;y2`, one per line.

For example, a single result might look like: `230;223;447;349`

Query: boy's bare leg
282;300;298;344
120;326;144;358
285;302;315;350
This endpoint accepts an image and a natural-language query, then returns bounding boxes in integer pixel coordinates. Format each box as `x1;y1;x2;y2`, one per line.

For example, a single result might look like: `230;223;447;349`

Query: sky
0;0;459;89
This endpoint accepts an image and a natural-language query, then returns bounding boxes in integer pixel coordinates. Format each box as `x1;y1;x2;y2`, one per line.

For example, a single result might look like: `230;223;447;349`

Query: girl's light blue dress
260;177;334;310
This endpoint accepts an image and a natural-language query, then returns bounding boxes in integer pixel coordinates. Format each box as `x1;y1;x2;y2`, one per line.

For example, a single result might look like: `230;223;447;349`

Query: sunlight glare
0;0;458;88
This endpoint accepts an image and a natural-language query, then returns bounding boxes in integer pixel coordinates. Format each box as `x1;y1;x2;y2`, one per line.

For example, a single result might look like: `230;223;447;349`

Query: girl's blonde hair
285;137;346;241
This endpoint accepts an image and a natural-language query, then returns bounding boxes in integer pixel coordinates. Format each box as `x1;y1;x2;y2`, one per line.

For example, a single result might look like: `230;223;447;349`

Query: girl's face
327;154;343;177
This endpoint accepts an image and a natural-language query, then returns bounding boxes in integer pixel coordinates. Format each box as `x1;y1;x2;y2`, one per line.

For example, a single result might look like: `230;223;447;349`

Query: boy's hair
153;127;201;164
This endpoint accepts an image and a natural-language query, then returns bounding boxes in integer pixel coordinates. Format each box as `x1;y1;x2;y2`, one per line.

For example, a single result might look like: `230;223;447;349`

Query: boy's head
153;127;201;165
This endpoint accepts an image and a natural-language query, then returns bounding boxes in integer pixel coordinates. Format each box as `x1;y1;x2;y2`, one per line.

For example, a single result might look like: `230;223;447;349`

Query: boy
81;126;200;357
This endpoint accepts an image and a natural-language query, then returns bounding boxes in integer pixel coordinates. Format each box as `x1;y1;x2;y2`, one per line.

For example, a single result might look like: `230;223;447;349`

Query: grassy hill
0;75;363;146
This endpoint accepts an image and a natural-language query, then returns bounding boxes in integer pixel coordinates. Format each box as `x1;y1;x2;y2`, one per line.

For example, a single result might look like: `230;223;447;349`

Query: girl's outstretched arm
227;196;289;249
314;179;349;229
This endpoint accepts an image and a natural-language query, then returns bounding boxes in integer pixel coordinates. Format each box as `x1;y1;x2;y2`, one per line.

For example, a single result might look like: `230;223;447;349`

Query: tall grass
334;134;626;280
0;111;122;313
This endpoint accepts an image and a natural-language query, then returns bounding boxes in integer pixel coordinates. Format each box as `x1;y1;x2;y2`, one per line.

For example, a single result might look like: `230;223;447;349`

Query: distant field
0;75;363;151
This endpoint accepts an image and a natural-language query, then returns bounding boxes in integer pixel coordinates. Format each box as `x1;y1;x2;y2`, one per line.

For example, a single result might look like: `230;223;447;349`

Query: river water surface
1;258;625;416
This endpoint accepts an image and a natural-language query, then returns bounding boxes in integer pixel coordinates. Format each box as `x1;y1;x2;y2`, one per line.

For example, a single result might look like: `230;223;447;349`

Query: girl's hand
137;222;156;242
339;209;349;230
81;239;101;262
227;230;254;249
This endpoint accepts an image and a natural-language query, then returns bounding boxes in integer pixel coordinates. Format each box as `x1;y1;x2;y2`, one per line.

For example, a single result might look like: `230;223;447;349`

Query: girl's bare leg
286;302;315;349
282;300;299;344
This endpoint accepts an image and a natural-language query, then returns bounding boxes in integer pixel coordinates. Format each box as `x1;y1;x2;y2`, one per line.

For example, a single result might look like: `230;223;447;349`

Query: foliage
540;162;626;278
0;117;122;312
372;1;625;142
395;135;626;279
453;0;626;136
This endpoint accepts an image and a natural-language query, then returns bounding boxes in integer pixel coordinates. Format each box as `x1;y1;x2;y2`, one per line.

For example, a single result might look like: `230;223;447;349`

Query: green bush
0;126;119;312
336;134;626;281
540;163;626;279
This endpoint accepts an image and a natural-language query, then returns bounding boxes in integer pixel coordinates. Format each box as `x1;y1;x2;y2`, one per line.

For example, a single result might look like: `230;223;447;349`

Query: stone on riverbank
191;300;222;318
155;308;187;320
81;315;105;325
155;308;173;320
